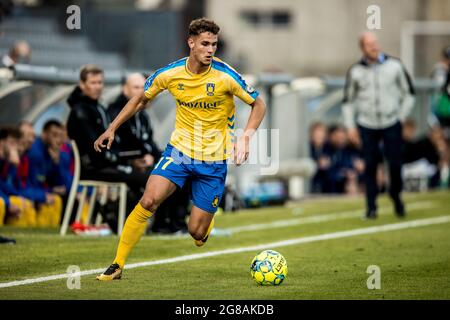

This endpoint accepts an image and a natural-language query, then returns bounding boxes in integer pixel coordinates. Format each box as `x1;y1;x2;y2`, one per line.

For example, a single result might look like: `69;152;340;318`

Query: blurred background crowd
309;118;449;196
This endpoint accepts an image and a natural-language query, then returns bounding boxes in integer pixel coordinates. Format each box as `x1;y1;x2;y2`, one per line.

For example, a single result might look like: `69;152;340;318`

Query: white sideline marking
1;215;449;289
227;201;436;233
147;200;436;239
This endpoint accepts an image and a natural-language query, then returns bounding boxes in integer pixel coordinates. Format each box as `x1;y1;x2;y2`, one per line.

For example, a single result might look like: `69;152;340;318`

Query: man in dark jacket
107;73;161;169
66;65;148;229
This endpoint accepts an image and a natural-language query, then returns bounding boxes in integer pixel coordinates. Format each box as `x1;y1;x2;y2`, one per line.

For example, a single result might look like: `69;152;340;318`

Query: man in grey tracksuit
342;32;415;219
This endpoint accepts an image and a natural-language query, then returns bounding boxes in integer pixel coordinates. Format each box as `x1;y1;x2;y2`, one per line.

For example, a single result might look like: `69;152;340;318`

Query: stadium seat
59;140;127;236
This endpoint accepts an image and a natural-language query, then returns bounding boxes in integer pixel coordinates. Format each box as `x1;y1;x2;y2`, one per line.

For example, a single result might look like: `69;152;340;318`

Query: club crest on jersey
206;83;215;96
212;195;219;208
246;84;255;93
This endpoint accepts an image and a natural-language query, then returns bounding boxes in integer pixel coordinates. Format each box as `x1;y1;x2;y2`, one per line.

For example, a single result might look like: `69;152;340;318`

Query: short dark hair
0;126;22;140
0;127;8;140
80;64;103;82
327;124;345;136
188;18;220;37
43;119;63;132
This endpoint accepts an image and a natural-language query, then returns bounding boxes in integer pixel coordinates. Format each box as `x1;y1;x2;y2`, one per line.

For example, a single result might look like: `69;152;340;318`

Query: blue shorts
150;144;227;214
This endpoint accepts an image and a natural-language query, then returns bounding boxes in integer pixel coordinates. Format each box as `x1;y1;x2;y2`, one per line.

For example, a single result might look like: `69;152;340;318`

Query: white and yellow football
250;250;288;286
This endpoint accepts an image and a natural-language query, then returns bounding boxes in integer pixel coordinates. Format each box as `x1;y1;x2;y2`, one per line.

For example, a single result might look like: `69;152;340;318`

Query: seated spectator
1;174;21;228
28;120;71;195
0;126;37;227
59;125;75;191
323;125;362;194
309;122;330;193
402;119;449;188
25;120;66;225
107;73;162;170
0;124;62;228
16;121;45;203
66;65;149;232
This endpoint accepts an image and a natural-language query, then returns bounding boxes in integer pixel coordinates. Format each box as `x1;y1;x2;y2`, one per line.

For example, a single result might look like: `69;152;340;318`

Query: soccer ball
250;250;288;286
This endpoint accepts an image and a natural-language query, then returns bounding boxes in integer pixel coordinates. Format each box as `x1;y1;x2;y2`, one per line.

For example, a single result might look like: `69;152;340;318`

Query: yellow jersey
144;56;259;161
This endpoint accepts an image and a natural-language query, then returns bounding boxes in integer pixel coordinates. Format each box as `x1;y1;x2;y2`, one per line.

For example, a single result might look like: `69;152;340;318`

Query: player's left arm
235;96;266;166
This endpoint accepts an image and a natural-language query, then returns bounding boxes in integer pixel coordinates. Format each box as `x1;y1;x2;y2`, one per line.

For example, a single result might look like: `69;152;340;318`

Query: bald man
1;41;31;68
342;32;415;219
107;73;161;168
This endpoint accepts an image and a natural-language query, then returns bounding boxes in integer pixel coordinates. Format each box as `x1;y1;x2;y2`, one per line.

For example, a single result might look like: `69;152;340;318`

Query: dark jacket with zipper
66;86;121;170
107;93;162;160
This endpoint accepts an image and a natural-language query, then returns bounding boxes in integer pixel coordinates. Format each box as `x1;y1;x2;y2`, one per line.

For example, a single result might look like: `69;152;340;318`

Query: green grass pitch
1;190;449;299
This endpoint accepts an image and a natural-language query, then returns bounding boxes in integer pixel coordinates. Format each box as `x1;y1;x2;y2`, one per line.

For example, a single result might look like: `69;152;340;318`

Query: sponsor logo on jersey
176;99;222;109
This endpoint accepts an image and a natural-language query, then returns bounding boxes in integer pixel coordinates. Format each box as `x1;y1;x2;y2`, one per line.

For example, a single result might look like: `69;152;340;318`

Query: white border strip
1;215;449;289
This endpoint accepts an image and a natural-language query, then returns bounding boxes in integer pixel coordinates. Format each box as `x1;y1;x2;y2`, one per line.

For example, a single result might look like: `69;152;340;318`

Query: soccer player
94;17;266;281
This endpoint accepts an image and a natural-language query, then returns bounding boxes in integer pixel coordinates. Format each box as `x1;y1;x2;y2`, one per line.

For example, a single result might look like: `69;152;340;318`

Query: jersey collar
185;57;212;77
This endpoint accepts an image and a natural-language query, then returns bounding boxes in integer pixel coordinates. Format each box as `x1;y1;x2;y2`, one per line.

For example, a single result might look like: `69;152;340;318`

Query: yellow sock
204;217;215;240
113;203;153;268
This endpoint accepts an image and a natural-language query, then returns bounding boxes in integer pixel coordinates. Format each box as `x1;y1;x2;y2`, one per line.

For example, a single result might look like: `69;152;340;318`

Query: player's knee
188;226;204;241
139;196;159;212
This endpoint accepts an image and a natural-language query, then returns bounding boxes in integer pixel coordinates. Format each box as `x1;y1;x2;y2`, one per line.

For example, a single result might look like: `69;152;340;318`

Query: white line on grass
147;200;436;239
227;201;436;233
1;215;449;289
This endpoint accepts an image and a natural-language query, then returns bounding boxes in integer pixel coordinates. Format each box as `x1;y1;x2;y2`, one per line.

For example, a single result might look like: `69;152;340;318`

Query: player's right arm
94;70;168;153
